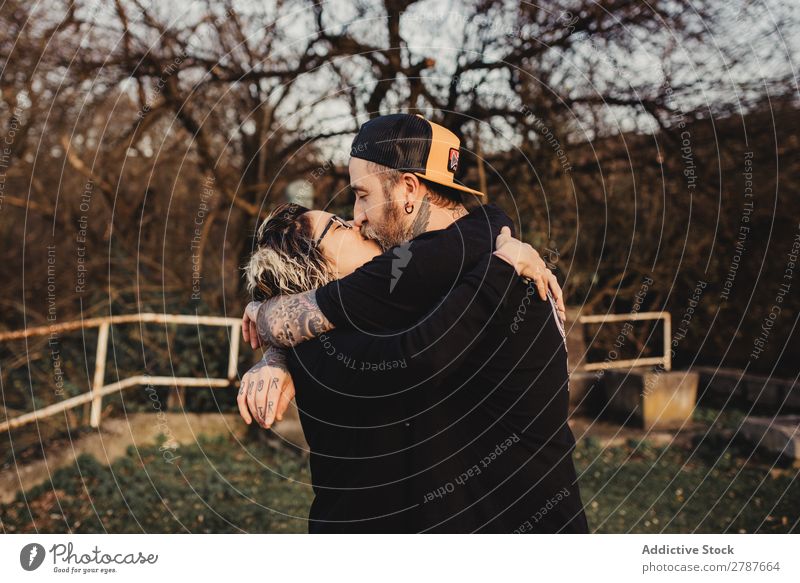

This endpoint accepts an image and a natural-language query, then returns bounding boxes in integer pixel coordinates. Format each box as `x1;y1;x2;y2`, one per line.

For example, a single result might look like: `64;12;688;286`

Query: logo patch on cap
448;148;459;173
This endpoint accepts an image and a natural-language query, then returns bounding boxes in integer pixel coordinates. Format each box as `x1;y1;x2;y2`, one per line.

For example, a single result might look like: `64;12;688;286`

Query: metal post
228;322;241;380
90;322;110;428
663;313;672;371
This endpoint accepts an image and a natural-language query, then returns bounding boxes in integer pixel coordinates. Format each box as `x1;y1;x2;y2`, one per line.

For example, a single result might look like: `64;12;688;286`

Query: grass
575;432;800;533
0;434;314;533
1;410;798;533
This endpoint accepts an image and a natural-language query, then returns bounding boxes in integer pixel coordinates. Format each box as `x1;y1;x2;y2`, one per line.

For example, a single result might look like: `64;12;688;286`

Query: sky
72;0;799;162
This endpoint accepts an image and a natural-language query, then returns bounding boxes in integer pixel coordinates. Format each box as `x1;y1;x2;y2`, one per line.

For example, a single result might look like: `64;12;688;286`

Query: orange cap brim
413;172;485;197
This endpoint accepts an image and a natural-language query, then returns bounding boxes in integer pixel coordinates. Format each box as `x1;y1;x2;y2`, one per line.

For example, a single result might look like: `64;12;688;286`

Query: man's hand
494;226;566;324
237;346;295;429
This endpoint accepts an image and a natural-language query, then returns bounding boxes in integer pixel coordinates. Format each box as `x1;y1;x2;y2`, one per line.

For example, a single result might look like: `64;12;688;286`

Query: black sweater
289;204;588;533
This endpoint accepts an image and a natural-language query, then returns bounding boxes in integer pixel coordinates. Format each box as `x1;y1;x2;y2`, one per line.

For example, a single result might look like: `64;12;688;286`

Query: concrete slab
694;367;798;412
0;411;307;504
740;415;800;463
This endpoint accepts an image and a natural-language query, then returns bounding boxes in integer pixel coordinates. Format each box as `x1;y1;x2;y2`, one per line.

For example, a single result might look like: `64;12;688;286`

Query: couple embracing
237;113;589;534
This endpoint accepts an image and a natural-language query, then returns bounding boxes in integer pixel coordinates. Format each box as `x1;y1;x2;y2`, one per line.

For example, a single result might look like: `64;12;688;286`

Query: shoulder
446;204;514;238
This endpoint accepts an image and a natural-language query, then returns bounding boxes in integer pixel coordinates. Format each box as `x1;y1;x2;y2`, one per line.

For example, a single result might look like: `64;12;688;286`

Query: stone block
603;368;698;430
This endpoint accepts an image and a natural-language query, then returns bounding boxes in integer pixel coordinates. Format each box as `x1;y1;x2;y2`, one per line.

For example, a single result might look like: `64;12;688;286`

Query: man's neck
407;194;469;240
423;203;469;233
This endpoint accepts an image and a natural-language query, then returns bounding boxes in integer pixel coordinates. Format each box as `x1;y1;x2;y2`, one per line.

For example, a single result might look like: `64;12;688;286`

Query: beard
360;202;413;251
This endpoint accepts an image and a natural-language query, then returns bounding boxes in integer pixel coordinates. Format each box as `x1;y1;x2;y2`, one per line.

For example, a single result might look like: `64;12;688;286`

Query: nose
353;210;367;228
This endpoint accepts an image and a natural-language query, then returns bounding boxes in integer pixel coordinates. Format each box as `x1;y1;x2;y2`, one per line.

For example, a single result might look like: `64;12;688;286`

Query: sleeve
315;206;513;332
304;252;519;395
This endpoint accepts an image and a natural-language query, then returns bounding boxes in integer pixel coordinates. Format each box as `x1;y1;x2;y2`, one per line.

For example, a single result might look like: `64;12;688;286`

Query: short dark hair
367;161;464;207
419;178;464;207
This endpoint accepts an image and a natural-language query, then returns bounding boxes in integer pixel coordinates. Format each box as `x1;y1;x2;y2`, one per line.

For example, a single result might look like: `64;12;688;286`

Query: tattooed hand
241;291;334;350
236;345;295;429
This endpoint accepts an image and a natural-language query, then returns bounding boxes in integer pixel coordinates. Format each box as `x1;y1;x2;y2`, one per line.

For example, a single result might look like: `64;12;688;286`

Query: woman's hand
237;346;295;429
494;226;566;324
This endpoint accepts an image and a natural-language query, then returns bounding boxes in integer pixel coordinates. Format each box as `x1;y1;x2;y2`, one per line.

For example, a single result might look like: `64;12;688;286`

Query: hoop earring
404;202;414;214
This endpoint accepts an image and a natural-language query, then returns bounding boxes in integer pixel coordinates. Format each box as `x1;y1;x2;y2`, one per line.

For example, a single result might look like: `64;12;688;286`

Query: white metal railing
1;310;671;431
0;313;241;432
577;311;671;372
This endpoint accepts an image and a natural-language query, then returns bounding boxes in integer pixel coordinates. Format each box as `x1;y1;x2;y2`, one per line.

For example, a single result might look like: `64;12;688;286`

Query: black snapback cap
350;113;484;197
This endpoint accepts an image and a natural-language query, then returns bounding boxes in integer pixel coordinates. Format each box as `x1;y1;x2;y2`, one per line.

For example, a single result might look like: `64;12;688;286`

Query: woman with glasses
243;203;551;532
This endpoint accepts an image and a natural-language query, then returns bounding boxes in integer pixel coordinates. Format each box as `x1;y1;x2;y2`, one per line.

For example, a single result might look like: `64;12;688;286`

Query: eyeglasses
313;215;352;247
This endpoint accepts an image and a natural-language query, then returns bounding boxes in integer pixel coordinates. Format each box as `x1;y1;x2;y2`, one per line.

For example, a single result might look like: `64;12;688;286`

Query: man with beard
240;114;588;533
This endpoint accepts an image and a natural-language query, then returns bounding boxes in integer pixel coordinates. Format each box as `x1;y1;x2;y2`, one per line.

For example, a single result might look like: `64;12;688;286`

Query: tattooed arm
236;344;296;429
237;291;331;427
242;290;333;350
240;234;561;352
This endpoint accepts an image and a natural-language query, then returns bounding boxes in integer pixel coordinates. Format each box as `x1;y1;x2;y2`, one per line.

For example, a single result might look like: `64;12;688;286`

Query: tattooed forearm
254;291;333;348
249;345;290;374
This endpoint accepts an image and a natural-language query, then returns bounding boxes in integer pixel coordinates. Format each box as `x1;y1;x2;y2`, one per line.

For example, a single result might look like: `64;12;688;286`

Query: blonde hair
244;204;335;300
